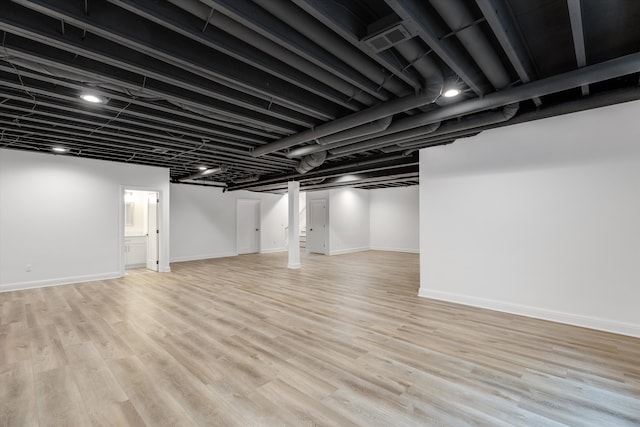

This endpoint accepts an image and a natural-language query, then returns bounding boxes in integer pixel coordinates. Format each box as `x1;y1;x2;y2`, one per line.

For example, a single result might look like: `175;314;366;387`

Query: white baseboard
170;252;237;263
369;246;419;254
418;288;640;338
329;246;369;256
0;271;123;293
260;247;287;254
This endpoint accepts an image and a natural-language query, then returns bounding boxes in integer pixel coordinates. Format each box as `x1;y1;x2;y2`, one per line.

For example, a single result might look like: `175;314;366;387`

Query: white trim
0;272;123;293
260;247;287;254
418;288;640;338
369;246;419;253
328;247;369;256
170;252;237;263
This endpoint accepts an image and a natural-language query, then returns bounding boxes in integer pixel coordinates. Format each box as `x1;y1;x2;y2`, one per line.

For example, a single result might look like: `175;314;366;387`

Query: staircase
300;228;306;249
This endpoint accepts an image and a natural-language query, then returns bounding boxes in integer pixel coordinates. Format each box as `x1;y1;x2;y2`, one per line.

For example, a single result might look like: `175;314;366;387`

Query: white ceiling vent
363;24;412;53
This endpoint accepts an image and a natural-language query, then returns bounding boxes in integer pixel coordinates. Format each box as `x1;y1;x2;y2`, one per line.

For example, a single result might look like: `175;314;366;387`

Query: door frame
307;198;328;255
119;185;164;276
236;198;261;255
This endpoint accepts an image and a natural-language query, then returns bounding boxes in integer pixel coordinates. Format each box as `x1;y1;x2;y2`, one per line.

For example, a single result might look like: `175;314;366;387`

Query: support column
287;180;301;269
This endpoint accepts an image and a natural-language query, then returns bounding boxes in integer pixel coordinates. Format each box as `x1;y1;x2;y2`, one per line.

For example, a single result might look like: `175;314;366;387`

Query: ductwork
289;117;393;158
315;117;393;145
328;103;519;157
394;38;444;91
250;0;411;97
428;0;511;90
328;121;442;157
252;81;443;157
283;51;640;160
296;151;327;174
167;0;378;107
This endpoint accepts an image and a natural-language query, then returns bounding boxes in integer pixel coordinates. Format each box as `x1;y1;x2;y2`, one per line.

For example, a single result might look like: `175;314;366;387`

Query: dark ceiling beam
0;114;293;170
292;0;429;90
256;0;422;92
11;0;348;120
0;41;299;136
196;0;393;102
0;87;297;159
0;8;311;132
567;0;589;95
246;168;419;192
0;125;289;174
0;64;280;140
227;154;417;191
474;0;542;106
385;0;489;96
110;0;366;112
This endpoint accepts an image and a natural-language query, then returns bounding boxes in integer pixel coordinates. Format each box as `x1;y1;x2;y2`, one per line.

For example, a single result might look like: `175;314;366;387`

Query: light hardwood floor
1;251;639;426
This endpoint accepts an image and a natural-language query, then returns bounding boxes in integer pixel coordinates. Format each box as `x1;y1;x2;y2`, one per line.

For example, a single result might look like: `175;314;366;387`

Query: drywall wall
328;188;370;255
0;149;170;291
419;100;640;337
170;184;288;262
370;186;419;253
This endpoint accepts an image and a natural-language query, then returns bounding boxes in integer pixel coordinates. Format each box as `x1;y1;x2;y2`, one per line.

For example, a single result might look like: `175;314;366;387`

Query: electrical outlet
26;264;32;272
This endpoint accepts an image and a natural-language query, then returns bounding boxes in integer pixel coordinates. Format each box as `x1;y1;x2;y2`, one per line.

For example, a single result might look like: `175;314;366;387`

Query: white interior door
146;193;159;271
307;199;327;254
237;199;260;254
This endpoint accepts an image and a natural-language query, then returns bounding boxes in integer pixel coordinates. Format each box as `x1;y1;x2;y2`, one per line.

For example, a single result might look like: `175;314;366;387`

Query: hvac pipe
252;83;442;156
351;51;640;140
429;0;511;90
227;154;412;191
315;117;392;145
328;103;518;157
251;0;413;97
288;117;393;159
394;38;444;92
164;0;379;106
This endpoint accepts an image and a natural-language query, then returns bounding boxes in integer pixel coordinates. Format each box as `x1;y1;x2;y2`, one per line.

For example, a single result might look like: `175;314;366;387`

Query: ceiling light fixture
443;88;461;98
198;166;208;171
80;94;104;103
51;146;69;153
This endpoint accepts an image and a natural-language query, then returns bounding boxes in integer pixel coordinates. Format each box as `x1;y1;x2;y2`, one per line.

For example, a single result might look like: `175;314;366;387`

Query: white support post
287;181;301;269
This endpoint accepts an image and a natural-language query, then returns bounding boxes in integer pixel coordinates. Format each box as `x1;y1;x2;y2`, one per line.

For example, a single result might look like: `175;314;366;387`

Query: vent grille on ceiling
363;24;412;53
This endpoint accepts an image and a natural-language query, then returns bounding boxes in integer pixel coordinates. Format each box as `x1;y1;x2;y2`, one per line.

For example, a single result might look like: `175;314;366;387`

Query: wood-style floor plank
1;251;639;426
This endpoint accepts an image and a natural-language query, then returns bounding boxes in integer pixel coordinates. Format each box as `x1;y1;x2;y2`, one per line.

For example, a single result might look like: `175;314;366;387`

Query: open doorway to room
123;189;160;272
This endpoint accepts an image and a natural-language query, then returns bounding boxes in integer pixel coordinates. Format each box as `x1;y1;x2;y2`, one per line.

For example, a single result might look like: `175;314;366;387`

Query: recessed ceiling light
52;146;68;153
80;94;103;103
443;88;461;98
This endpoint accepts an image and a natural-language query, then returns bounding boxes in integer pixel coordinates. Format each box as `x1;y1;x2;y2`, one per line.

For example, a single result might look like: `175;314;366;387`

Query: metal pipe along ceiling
328;103;519;157
251;81;443;157
164;0;379;107
249;0;412;97
429;0;511;90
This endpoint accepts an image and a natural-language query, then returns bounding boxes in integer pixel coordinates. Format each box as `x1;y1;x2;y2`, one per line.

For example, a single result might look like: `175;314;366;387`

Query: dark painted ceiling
1;0;639;192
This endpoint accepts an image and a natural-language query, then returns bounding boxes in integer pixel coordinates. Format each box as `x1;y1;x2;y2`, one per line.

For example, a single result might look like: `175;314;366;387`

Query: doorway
123;189;160;272
237;199;260;254
307;199;327;254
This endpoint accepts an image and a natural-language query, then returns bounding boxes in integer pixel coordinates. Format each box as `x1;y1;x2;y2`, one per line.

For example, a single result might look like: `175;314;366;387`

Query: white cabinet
125;236;147;268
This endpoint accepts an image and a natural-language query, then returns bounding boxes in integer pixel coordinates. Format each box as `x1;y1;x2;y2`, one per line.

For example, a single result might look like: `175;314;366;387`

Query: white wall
0;149;170;291
419;100;640;337
370;186;419;253
170;184;288;262
328;188;370;255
